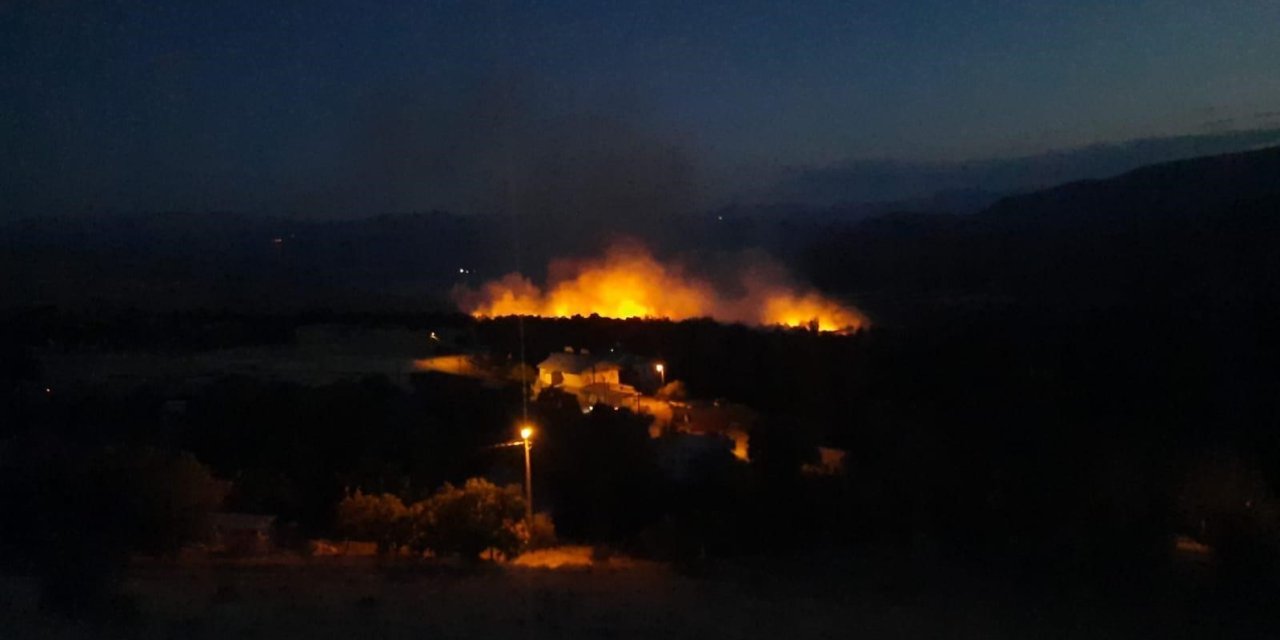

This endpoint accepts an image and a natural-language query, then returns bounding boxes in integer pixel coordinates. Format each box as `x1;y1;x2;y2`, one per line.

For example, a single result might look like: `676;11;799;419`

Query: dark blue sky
3;0;1279;217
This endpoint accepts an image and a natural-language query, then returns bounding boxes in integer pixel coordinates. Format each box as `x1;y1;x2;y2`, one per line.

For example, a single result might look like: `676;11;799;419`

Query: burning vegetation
455;243;866;332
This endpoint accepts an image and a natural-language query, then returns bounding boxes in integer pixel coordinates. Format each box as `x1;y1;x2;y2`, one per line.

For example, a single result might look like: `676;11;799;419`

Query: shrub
1177;451;1280;582
411;478;526;560
2;446;225;618
527;512;558;550
335;490;409;554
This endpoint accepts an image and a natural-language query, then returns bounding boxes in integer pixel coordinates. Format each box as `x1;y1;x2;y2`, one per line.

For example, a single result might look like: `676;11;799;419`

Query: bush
1;446;225;618
526;512;558;550
335;490;409;554
1177;451;1280;583
656;380;688;400
411;478;526;560
96;448;228;556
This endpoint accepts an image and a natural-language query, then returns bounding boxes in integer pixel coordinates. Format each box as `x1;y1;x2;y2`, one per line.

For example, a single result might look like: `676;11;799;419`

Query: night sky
3;1;1279;217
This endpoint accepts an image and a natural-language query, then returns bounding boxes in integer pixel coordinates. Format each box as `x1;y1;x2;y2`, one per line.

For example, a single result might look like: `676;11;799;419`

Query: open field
3;552;1272;639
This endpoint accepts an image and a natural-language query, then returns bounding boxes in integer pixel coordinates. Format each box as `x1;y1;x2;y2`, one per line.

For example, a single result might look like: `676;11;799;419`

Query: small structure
603;352;666;390
536;351;621;390
535;350;643;411
665;400;755;460
210;512;276;556
580;382;642;410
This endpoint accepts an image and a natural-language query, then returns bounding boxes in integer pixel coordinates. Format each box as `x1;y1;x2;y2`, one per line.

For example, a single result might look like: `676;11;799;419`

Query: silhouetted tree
411;478;526;560
335;490;409;554
1;446;224;618
535;403;664;540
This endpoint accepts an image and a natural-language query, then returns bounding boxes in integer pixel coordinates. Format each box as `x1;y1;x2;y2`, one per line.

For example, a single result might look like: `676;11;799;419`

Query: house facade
535;350;643;411
536;351;622;390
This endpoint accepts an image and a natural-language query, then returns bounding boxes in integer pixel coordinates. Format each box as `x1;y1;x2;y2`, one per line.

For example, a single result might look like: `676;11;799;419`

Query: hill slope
808;145;1280;317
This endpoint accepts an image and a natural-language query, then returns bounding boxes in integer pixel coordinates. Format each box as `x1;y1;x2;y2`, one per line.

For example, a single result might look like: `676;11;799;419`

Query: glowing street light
655;362;665;386
518;424;534;526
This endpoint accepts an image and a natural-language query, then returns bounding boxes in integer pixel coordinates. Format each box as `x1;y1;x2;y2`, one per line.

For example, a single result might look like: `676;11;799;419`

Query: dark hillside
809;145;1280;312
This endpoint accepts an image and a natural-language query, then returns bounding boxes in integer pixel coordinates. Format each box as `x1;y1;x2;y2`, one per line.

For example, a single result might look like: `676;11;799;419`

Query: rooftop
538;352;621;374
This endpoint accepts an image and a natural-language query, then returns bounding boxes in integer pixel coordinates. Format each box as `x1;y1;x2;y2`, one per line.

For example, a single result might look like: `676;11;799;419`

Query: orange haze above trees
454;242;867;332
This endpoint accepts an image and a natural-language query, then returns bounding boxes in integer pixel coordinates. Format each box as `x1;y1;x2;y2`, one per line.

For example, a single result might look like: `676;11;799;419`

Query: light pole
519;425;534;526
655;363;665;387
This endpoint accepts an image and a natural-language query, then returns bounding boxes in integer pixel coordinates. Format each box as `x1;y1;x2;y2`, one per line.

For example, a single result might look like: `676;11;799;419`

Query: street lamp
655;363;665;386
518;424;534;526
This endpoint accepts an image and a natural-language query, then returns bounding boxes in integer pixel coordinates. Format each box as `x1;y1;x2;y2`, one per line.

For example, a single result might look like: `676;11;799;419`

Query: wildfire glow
455;243;867;332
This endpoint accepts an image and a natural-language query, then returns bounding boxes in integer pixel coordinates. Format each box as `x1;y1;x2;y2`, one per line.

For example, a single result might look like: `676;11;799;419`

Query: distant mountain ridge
0;211;490;312
807;144;1280;322
5;145;1280;317
766;127;1280;206
982;142;1280;224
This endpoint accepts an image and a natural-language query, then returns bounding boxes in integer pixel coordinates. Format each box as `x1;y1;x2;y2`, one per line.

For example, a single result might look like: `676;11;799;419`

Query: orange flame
455;243;867;332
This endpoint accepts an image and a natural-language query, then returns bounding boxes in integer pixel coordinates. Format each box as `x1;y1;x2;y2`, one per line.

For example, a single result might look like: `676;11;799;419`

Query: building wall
540;367;619;389
565;369;619;388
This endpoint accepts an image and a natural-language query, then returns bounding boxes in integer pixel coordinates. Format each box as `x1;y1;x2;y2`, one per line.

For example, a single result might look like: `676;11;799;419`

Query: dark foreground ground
1;551;1275;639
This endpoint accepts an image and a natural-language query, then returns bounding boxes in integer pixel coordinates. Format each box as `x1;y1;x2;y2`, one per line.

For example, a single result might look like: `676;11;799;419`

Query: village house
536;349;621;389
535;349;643;411
664;399;755;461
